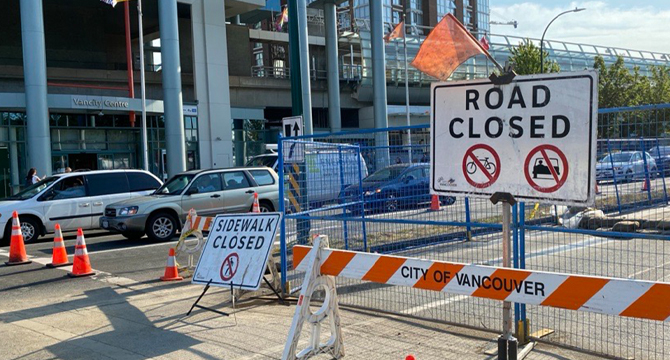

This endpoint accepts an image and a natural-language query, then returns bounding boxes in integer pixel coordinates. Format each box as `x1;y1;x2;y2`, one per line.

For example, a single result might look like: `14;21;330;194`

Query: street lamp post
540;7;585;73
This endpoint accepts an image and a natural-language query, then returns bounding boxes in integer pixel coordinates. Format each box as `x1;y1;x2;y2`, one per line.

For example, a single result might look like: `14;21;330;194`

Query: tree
647;65;670;104
507;41;560;75
594;55;650;109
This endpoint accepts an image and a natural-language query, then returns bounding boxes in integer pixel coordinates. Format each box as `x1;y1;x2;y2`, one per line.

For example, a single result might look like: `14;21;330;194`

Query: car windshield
601;153;633;163
5;177;59;200
246;156;277;168
154;174;194;195
364;166;409;182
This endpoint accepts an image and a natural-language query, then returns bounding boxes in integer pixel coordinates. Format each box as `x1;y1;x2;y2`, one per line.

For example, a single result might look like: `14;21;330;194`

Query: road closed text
447;85;571;139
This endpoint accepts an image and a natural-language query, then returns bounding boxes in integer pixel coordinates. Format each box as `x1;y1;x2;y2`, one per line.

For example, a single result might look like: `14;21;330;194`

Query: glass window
245;155;278;168
189;173;223;194
127;172;161;192
249;170;275;186
403;168;423;181
87;173;130;196
223;171;251;190
155;174;194;195
51;176;87;200
8;177;59;201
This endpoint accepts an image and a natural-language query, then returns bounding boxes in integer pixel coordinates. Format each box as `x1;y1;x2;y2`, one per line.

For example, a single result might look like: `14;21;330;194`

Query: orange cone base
4;259;32;266
46;261;72;268
67;270;95;278
160;274;184;281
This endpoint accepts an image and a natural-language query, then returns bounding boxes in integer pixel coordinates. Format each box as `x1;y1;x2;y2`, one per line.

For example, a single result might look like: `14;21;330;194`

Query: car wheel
258;201;273;213
651;167;658;179
18;217;40;243
147;213;178;242
122;231;144;241
385;194;398;213
625;170;633;183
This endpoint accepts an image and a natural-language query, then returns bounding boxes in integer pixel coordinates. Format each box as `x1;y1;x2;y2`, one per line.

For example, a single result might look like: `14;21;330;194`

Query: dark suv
339;163;455;213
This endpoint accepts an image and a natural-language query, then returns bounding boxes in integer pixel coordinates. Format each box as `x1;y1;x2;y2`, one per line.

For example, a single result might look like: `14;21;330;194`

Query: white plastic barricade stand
283;235;344;360
283;236;670;360
175;208;209;274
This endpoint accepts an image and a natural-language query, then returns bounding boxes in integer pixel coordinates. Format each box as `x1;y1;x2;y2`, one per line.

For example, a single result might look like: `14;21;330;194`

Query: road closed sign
192;212;281;290
431;71;598;206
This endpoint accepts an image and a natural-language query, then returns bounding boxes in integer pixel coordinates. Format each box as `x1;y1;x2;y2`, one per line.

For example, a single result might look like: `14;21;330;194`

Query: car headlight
364;189;382;196
118;206;139;216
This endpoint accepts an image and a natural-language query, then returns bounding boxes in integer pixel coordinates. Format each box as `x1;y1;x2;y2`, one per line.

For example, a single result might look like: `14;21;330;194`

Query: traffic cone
252;192;261;213
429;195;441;211
641;178;651;192
46;224;71;268
68;228;95;277
160;248;183;281
5;211;31;266
406;356;416;360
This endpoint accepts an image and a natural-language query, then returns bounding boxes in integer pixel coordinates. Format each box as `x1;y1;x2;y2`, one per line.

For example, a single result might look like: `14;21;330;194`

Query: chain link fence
279;103;670;359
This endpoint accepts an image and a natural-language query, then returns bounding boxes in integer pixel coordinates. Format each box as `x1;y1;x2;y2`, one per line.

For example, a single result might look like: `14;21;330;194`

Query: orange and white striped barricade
283;235;670;360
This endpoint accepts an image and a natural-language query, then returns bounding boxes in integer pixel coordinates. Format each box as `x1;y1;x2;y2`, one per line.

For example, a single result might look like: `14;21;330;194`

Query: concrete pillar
9;127;19;193
191;0;234;169
370;0;390;169
324;0;341;133
297;0;313;135
158;0;186;176
20;0;51;176
233;119;246;167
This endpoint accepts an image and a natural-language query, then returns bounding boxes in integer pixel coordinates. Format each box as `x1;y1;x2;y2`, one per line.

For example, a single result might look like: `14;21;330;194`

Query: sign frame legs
187;279;231;317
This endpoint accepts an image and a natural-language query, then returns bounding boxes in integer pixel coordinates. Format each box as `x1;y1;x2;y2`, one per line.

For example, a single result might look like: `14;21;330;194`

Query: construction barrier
283;235;670;359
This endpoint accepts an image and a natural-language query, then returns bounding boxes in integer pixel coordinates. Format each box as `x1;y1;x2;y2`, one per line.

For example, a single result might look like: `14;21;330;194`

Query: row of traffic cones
6;211;95;277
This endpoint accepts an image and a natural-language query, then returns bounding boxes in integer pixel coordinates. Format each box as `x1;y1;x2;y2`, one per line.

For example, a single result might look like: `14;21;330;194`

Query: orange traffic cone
429;195;441;211
46;224;71;268
5;211;31;266
68;228;95;277
252;192;261;213
641;178;651;192
160;248;183;281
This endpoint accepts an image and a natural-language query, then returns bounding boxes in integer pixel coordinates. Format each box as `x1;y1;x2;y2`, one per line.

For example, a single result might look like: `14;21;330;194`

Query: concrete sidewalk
0;274;608;360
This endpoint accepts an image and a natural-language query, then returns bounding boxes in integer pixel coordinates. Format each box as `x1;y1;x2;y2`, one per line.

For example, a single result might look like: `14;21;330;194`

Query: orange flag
384;21;405;43
411;13;487;81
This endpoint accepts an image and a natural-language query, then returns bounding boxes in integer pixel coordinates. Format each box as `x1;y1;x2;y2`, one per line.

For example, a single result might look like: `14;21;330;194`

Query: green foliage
594;55;649;108
508;41;560;75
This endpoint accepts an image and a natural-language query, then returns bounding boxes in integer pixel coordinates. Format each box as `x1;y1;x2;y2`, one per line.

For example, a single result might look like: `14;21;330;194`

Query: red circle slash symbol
462;144;501;188
220;253;240;281
524;145;569;193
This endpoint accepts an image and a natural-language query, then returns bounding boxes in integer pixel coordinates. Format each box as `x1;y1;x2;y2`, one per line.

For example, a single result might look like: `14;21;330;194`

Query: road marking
401;295;469;315
628;260;670;279
86;241;175;254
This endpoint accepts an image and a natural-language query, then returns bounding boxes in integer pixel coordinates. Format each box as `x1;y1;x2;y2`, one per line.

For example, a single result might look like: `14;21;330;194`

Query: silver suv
99;167;280;241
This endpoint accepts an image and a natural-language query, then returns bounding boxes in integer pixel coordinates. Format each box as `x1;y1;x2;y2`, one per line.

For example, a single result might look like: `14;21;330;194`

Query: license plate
102;220;109;228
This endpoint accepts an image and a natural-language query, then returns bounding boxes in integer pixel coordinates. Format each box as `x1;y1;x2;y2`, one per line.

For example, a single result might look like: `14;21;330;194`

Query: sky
490;1;670;54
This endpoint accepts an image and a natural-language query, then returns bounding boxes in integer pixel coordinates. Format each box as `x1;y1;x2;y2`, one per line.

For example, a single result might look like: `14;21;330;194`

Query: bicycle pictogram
466;156;497;176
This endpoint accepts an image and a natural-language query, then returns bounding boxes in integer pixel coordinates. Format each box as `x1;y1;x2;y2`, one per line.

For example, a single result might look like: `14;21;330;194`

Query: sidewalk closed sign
192;213;281;290
431;71;598;206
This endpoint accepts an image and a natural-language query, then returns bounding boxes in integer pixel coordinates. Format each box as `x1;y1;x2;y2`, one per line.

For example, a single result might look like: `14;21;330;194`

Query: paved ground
0;230;611;360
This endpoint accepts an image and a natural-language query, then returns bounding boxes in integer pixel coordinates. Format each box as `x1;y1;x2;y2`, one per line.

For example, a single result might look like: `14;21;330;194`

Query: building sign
184;105;198;116
283;115;305;163
72;96;130;110
430;71;598;206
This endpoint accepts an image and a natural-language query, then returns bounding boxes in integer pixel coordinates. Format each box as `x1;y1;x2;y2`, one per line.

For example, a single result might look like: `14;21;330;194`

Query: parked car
648;145;670;175
246;149;368;206
339;163;455;214
595;151;658;183
0;170;162;244
100;167;280;241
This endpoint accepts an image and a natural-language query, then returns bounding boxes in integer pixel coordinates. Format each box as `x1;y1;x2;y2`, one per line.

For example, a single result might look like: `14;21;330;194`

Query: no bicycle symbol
462;144;501;188
524;145;569;193
220;253;239;281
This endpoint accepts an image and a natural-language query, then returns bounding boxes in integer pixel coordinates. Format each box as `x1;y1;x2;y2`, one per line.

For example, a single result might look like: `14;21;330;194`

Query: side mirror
187;187;199;195
39;189;55;201
404;175;416;183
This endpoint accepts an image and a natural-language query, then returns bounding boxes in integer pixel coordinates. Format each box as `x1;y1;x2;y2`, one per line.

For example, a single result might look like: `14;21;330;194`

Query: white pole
403;16;412;163
138;0;149;171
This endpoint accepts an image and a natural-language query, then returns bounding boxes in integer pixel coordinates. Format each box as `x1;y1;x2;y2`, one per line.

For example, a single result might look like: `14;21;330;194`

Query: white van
0;170;162;244
246;150;368;206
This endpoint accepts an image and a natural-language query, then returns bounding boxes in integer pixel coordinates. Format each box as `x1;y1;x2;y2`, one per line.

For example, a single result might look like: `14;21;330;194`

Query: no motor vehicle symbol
462;144;501;188
524;144;569;193
220;253;239;281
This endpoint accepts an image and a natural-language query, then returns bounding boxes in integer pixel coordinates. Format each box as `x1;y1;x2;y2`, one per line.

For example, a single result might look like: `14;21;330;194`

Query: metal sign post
491;192;517;360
